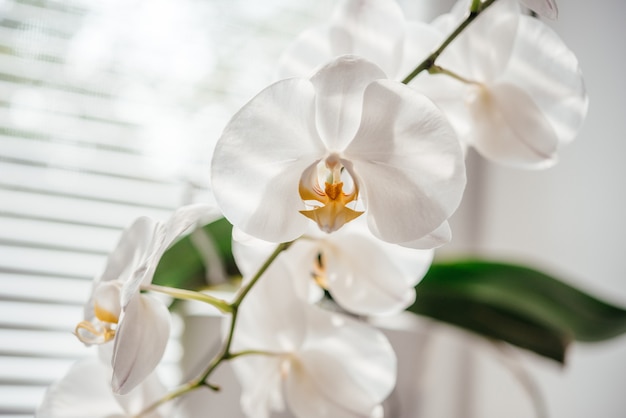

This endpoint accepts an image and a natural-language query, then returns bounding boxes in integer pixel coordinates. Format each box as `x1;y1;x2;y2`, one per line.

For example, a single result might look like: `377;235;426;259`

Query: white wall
431;1;626;417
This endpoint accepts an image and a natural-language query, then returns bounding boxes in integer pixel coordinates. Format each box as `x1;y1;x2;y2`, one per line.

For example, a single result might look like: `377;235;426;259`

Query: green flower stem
401;0;499;85
227;349;281;360
143;283;232;314
429;64;482;85
137;241;293;417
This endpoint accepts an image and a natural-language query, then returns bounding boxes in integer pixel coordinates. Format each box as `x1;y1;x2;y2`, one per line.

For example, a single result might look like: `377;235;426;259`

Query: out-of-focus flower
74;204;218;394
233;219;434;316
36;357;170;418
416;0;587;168
277;0;438;80
211;55;465;246
230;258;397;418
520;0;558;19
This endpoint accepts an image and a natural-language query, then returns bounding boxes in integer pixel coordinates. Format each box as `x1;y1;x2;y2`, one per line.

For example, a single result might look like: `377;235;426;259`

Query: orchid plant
36;0;626;417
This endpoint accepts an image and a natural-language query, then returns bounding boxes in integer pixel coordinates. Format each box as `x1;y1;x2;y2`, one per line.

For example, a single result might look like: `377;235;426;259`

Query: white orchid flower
211;55;466;246
74;204;218;395
36;357;170;418
276;0;439;80
230;258;397;418
417;0;587;168
233;219;434;316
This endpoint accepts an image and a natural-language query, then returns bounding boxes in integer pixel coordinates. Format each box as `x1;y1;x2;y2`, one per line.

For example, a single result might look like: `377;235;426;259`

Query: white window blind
0;0;331;415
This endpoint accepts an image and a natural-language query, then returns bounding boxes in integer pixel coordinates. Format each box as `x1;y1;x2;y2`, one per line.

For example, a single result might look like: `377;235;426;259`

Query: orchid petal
328;0;406;78
468;82;559;168
286;360;368;418
231;227;276;278
520;0;558;19
36;357;168;418
159;204;220;257
111;294;171;395
400;221;452;250
99;217;158;286
277;26;334;79
121;204;220;306
286;307;395;417
439;0;520;82
324;232;433;315
502;15;587;144
410;71;473;147
233;356;285;418
232;227;326;304
114;373;169;418
310;56;386;151
233;259;307;352
397;22;441;80
345;79;466;244
211;78;325;243
36;358;124;418
92;282;122;322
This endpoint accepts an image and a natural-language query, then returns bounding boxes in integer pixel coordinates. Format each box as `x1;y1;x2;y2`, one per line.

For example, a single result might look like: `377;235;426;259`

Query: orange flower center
298;154;363;233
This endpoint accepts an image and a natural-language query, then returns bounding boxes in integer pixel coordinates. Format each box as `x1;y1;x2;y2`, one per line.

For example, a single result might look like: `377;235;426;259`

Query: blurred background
0;0;623;416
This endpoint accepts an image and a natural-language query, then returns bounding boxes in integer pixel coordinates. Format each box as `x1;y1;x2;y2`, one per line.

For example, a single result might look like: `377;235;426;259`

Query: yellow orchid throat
74;302;119;345
298;155;363;233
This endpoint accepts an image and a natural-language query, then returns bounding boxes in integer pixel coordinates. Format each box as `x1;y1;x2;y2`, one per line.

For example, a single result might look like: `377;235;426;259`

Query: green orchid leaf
152;217;238;290
409;260;626;363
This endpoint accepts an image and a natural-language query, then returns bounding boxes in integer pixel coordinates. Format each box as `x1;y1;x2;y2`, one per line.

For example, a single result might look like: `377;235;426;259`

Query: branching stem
401;0;499;85
136;241;292;417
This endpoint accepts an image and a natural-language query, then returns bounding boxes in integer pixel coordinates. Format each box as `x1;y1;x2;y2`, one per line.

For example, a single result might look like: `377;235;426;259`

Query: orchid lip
74;320;116;345
298;155;363;233
74;302;119;345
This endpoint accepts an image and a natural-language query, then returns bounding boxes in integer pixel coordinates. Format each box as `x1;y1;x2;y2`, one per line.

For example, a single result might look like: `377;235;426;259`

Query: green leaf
408;260;626;363
152;217;238;290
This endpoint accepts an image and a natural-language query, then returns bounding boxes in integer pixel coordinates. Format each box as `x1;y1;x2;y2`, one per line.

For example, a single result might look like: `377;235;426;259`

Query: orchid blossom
74;204;218;394
276;0;439;80
36;357;170;418
211;55;466;246
233;219;434;316
415;0;587;168
230;258;397;418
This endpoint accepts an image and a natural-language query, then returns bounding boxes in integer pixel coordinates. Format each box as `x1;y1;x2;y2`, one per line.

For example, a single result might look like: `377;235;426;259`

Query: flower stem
429;64;482;85
136;241;292;416
401;0;499;85
227;349;280;360
142;283;232;314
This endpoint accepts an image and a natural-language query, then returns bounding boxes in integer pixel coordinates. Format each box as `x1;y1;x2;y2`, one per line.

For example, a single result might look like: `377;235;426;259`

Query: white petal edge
397;22;441;80
231;258;308;353
288;306;396;417
468;82;560;168
122;204;222;306
400;221;452;250
231;356;285;418
323;230;433;315
211;78;326;243
36;358;123;418
111;294;171;395
437;0;521;82
328;0;407;78
276;26;334;79
98;217;158;286
310;55;386;151
345;79;466;244
501;14;587;144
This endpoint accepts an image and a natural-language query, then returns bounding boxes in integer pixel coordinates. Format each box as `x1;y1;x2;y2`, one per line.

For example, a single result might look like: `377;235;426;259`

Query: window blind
0;0;331;415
